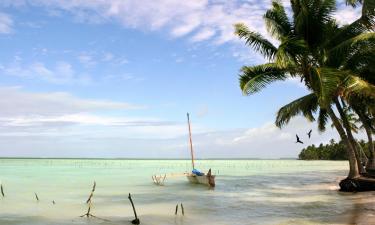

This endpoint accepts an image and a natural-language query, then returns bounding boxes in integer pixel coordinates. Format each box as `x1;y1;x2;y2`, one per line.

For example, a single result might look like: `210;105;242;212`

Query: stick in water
128;193;140;225
1;184;4;197
80;204;92;218
86;181;96;204
35;193;39;201
175;204;178;215
181;203;184;216
79;182;109;222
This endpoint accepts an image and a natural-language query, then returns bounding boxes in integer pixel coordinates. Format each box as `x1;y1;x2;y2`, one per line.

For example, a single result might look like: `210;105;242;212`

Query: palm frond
310;67;343;108
239;63;290;95
342;43;375;78
294;0;336;48
275;37;307;67
343;75;375;100
311;66;375;107
346;0;363;7
318;108;329;132
264;0;292;40
361;0;375;18
328;33;375;60
324;15;373;54
234;23;277;60
275;93;318;128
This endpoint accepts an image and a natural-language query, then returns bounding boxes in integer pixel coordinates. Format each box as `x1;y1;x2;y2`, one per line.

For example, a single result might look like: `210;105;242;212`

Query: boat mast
187;113;195;170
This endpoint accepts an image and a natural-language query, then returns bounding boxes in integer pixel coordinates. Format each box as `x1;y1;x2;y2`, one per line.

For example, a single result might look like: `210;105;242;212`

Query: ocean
0;159;374;225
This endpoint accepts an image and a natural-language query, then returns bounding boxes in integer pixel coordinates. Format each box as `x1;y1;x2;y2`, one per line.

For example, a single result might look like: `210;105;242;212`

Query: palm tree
350;97;375;171
235;0;375;180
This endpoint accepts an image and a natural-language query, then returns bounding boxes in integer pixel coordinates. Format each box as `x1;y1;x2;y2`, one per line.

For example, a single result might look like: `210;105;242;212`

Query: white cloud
334;2;362;25
170;14;201;37
0;114;174;128
0;61;91;84
0;1;361;65
0;1;362;45
0;86;143;117
0;88;367;158
0;0;268;44
191;28;216;42
0;12;13;33
286;77;308;89
187;117;366;159
0;86;187;140
78;52;96;67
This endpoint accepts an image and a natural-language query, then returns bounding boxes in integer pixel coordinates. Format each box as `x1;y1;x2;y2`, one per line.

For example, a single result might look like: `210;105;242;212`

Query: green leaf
318;108;329;132
264;0;292;40
234;23;277;60
275;37;307;67
343;76;375;99
275;93;318;128
310;67;343;108
328;33;375;60
239;63;291;95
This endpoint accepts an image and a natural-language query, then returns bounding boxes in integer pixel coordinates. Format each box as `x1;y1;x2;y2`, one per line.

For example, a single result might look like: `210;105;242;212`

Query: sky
0;0;364;158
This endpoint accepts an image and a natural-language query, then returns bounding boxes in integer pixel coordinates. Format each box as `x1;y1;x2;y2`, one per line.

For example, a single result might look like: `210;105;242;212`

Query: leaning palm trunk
364;124;375;172
352;106;375;172
334;99;366;174
360;116;375;172
328;108;360;178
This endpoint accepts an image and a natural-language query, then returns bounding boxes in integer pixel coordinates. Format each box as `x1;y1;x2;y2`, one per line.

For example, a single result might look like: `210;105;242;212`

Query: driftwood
180;203;184;216
128;193;140;225
86;181;96;204
80;181;109;221
1;184;4;197
80;203;109;221
35;193;39;201
152;174;166;186
175;203;184;216
80;203;94;218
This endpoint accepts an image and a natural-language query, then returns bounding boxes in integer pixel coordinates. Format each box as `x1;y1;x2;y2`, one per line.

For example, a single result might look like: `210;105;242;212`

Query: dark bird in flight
307;129;312;139
296;134;304;144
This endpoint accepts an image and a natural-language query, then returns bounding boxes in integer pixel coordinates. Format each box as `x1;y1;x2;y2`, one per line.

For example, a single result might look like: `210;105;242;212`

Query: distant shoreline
0;157;298;160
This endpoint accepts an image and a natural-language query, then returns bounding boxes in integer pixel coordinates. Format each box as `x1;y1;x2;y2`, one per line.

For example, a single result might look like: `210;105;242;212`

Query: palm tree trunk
356;110;375;172
334;98;366;174
327;107;360;178
364;124;375;172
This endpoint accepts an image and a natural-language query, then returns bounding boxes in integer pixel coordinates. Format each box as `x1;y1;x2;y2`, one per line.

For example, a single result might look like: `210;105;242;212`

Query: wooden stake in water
1;184;4;197
128;193;140;225
35;193;39;201
80;181;108;221
86;181;96;204
181;203;185;216
175;204;179;215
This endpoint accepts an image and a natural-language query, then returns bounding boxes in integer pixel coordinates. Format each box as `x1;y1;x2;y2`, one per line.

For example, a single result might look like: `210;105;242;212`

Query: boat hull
186;174;215;187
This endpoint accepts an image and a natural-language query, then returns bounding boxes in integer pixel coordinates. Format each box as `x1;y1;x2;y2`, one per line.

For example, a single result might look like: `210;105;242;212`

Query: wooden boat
186;168;215;187
185;113;215;188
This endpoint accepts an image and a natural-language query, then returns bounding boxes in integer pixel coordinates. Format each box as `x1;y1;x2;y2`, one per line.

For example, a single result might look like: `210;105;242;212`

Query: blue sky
0;0;362;158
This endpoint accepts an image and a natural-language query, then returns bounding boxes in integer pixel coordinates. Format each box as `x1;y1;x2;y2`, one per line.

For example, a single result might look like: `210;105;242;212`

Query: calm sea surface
0;159;374;225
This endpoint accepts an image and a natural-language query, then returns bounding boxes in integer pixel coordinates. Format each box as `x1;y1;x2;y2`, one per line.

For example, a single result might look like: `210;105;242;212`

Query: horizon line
0;157;298;160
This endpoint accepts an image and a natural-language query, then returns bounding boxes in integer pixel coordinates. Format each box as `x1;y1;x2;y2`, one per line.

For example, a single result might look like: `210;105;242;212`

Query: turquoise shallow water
0;159;374;225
